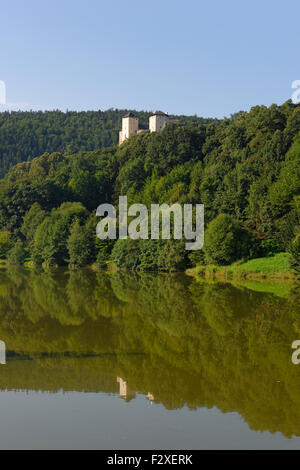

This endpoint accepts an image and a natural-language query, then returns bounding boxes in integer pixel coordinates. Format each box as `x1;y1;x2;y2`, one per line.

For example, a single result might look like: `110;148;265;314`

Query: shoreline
186;253;297;282
186;266;296;281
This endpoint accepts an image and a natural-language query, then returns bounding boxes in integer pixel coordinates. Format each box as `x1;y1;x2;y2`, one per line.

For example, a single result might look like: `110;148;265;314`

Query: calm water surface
0;268;299;450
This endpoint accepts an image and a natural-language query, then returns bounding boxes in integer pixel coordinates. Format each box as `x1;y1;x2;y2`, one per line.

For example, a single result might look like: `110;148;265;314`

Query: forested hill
0;109;214;177
0;100;299;272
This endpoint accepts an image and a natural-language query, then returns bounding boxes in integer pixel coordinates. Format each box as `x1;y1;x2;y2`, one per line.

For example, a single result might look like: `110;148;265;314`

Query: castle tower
149;111;169;133
117;377;136;402
119;112;139;145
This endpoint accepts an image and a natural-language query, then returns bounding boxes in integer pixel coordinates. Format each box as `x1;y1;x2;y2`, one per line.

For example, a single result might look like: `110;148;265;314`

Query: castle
119;111;177;145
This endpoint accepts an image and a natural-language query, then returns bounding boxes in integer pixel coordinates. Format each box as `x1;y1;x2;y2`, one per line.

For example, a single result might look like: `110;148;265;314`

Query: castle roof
151;111;168;117
123;112;137;118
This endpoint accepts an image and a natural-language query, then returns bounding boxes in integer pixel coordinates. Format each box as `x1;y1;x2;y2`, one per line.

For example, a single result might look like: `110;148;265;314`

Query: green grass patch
188;253;295;281
186;253;297;298
234;252;291;275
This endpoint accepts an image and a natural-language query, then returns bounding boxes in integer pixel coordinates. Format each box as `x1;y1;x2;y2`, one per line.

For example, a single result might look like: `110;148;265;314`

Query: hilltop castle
119;111;177;145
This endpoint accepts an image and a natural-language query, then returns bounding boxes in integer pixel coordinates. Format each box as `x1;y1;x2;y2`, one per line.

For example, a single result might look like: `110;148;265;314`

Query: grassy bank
187;253;296;281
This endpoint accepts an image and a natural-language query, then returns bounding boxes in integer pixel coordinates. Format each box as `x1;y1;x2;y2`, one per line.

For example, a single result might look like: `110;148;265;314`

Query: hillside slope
0;100;299;271
0;109;213;177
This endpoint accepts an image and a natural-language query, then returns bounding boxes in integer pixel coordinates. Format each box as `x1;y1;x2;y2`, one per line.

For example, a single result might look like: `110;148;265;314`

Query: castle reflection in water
0;267;299;439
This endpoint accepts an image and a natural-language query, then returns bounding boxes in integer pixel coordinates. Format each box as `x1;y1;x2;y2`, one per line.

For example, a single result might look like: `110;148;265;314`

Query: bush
138;240;162;271
111;239;141;270
188;249;205;266
258;239;281;257
95;238;114;263
158;240;188;272
204;214;250;265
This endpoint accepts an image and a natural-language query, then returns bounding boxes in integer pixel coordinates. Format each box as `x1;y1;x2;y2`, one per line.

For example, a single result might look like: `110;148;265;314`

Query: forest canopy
0;109;212;177
0;101;299;271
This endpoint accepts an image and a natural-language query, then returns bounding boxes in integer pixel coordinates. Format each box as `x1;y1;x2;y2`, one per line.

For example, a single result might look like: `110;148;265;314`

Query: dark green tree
204;214;250;265
67;219;93;267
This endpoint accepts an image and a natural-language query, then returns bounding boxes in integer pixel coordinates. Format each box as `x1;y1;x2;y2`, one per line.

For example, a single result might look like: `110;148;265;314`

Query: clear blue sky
0;0;299;117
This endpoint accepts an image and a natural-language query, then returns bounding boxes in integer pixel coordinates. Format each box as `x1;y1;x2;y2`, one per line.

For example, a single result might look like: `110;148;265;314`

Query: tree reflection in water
0;267;299;438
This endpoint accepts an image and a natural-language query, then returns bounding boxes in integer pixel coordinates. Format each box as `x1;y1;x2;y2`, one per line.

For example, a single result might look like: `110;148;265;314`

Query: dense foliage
0;100;299;271
0;109;212;177
203;213;251;265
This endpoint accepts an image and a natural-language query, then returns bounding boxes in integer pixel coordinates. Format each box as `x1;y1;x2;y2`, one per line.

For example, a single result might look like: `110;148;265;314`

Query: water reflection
0;340;5;364
0;268;299;438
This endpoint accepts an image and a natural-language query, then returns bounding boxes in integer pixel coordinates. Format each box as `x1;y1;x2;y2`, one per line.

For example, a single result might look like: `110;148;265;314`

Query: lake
0;267;299;450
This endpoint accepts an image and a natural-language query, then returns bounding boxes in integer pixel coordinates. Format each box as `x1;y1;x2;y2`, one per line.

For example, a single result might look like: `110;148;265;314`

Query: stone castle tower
149;111;169;133
119;110;172;145
119;112;139;145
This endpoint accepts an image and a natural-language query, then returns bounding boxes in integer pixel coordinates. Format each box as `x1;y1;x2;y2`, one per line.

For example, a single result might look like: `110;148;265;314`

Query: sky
0;0;299;118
